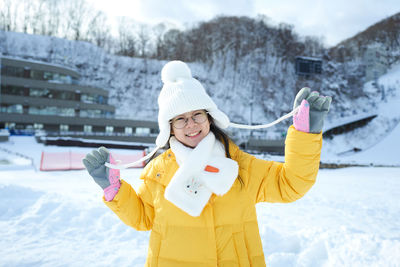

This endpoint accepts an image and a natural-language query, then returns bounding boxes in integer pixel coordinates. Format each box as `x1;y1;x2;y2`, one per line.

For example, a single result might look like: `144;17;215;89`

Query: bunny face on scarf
184;177;204;195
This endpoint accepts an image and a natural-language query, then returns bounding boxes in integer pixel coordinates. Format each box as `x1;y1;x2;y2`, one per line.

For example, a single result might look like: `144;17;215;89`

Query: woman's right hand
82;147;121;201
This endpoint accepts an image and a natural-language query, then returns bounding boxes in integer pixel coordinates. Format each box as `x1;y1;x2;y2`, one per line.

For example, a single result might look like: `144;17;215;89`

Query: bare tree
43;0;63;36
86;10;112;49
303;35;325;56
20;0;33;33
116;17;137;56
63;0;91;40
152;23;167;59
159;29;183;60
30;0;46;34
0;0;19;31
137;24;151;58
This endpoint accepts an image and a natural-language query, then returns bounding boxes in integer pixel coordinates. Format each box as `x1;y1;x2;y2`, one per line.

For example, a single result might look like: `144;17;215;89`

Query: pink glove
103;154;121;201
293;99;310;133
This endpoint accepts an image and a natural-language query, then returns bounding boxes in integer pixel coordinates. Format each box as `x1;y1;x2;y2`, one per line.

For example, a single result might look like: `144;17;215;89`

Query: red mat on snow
40;150;146;171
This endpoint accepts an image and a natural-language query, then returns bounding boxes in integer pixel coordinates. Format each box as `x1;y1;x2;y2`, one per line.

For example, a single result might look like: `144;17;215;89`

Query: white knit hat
156;60;230;147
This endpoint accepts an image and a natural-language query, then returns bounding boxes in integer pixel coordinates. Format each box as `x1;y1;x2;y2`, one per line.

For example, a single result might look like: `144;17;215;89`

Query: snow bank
0;166;399;266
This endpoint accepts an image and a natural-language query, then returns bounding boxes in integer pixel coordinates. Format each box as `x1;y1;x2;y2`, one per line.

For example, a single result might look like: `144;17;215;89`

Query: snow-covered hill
321;62;400;162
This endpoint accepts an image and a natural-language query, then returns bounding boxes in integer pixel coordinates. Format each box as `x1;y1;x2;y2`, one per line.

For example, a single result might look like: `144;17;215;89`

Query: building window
60;124;69;132
30;88;51;98
59;108;75;117
5;123;16;129
84;125;92;133
29;106;56;115
43;71;54;81
28;88;75;101
0;65;6;76
80;109;103;118
34;123;44;129
136;127;150;136
150;128;159;134
58;91;75;100
4;66;23;77
295;57;322;76
81;94;97;104
98;95;105;104
125;127;133;134
2;85;25;96
30;70;45;80
106;126;114;134
81;94;107;105
27;106;74;117
105;111;114;118
4;104;23;114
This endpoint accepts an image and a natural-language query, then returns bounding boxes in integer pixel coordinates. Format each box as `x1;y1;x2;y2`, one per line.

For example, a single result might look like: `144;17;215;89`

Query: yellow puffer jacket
104;126;322;266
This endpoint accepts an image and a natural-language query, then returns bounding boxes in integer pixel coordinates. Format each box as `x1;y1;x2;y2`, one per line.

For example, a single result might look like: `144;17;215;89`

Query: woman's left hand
293;87;332;133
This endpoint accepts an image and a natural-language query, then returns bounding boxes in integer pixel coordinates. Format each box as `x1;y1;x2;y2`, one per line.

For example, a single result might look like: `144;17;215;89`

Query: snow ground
0;136;399;267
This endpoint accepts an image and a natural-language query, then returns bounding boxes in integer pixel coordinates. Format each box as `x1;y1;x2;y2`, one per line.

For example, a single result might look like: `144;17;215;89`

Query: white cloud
128;0;255;25
254;0;400;46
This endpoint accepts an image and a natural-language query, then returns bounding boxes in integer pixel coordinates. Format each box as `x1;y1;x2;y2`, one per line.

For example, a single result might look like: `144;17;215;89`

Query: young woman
83;60;331;266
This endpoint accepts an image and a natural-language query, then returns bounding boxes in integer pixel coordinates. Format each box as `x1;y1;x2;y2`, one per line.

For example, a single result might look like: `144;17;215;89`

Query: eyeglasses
170;111;208;129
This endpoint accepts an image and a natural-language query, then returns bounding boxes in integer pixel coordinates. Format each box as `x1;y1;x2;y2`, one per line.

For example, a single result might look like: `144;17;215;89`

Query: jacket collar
143;140;240;188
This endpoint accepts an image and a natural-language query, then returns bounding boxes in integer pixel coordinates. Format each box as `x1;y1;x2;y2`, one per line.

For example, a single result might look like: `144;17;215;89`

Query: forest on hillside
0;0;324;62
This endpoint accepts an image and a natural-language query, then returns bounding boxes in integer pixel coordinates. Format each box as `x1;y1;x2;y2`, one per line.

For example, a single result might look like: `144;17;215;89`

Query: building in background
364;43;388;82
295;56;322;77
0;57;158;144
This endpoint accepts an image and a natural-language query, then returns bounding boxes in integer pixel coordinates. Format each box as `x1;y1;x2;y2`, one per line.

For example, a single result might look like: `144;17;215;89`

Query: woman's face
170;109;210;148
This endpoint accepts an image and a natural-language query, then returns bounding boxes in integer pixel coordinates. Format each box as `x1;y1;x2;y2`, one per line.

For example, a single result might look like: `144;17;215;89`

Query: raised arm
242;87;331;203
239;126;322;203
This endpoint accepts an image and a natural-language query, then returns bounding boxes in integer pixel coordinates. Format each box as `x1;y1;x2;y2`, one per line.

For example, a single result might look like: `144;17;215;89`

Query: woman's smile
186;130;202;137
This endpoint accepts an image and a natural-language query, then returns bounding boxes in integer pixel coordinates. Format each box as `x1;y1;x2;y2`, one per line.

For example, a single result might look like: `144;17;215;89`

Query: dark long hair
208;116;244;186
208;115;231;158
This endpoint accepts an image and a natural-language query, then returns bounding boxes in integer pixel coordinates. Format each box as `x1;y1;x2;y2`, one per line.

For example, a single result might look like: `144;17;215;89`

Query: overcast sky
88;0;400;47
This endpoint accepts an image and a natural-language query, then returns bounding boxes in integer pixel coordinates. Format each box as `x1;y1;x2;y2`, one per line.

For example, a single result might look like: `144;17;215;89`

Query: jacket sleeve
242;125;322;203
103;164;155;231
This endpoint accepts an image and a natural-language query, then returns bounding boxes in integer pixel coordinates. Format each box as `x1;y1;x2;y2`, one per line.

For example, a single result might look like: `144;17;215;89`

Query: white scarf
165;132;239;217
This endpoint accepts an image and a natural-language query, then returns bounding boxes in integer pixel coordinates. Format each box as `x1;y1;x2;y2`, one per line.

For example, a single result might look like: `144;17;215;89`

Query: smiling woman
82;60;332;266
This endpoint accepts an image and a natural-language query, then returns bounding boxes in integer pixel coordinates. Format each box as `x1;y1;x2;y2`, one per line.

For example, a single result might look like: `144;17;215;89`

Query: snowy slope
322;62;400;164
341;122;400;165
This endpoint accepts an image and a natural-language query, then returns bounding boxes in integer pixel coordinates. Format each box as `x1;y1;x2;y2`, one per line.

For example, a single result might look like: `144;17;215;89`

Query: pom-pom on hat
156;60;230;147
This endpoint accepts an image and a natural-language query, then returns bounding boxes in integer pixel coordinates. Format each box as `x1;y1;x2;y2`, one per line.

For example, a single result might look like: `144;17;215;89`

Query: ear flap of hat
156;119;171;147
208;108;230;129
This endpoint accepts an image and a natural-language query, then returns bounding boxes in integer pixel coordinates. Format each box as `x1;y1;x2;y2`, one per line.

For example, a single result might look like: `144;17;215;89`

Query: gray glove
293;87;332;133
82;146;119;190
